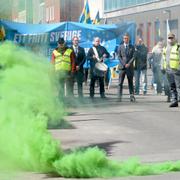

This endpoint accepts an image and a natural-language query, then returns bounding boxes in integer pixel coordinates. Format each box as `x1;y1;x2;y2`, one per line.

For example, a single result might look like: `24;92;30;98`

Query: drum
93;62;108;77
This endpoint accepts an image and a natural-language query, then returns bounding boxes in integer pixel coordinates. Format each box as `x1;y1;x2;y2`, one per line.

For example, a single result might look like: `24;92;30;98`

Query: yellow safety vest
53;48;72;71
163;44;180;70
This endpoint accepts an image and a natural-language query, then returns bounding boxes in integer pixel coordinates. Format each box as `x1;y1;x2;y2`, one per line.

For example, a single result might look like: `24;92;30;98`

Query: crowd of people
37;32;180;108
0;28;179;108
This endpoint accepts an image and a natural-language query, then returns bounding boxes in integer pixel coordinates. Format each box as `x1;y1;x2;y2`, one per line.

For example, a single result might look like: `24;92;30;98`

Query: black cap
58;37;65;44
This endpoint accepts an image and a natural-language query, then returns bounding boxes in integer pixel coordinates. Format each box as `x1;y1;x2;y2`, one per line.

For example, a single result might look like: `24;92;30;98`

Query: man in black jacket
71;36;86;98
134;38;148;95
118;33;135;102
87;37;110;98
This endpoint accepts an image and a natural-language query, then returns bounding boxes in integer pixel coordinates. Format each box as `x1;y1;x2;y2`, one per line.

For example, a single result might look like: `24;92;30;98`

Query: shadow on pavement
64;140;130;156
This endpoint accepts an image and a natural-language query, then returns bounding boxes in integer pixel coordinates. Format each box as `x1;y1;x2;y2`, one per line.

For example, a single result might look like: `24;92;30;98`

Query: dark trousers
166;72;177;102
153;66;162;93
167;71;180;101
104;68;111;87
163;72;170;97
84;68;89;84
74;71;84;97
90;75;105;97
118;70;134;96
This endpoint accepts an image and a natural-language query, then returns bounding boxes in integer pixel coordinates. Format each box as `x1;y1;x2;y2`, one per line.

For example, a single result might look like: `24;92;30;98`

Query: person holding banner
51;37;76;99
117;33;136;102
70;36;86;98
87;37;110;99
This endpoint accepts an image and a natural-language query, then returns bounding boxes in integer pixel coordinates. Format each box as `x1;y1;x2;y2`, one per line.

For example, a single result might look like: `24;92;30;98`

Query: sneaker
130;95;136;102
105;85;109;90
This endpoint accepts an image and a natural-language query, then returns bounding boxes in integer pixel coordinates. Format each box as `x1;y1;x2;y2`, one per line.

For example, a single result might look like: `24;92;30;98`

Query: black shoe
169;101;178;107
101;94;106;99
130;95;136;102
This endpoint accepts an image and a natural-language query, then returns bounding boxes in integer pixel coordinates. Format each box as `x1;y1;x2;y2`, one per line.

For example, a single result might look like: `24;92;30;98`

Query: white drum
94;62;108;77
95;62;108;71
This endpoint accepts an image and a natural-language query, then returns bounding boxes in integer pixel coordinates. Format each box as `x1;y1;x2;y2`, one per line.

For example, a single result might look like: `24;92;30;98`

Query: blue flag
79;0;92;24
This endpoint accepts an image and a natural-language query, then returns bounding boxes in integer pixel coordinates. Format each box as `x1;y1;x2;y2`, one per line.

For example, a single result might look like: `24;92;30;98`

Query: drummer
87;37;110;99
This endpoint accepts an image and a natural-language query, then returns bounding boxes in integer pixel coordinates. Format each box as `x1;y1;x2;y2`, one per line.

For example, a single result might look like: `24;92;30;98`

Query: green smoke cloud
1;41;180;178
53;148;180;178
0;42;64;172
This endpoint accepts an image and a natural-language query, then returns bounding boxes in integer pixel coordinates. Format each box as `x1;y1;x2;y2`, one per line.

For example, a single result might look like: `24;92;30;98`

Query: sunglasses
168;37;174;39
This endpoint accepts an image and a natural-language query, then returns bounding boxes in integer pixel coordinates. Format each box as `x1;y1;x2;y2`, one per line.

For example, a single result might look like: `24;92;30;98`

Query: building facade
103;0;180;51
11;0;84;24
89;0;103;19
59;0;84;22
0;0;13;20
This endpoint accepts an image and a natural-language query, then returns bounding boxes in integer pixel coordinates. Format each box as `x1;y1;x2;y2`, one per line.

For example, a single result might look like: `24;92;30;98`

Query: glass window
18;0;25;11
104;0;108;11
112;0;117;10
104;0;160;11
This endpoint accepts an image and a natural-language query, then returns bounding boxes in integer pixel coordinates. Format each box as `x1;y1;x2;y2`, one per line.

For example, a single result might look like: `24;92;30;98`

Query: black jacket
134;44;148;70
87;45;110;75
70;46;86;72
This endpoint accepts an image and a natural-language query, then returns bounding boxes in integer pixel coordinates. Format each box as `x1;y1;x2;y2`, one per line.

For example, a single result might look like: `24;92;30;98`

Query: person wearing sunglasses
162;32;180;107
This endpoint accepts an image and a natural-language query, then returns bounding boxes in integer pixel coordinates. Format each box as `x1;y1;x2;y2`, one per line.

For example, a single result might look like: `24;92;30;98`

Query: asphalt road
3;71;180;180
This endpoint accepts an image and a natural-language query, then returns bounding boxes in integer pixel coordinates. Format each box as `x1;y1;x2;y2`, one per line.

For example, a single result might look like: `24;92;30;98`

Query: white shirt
73;45;78;55
124;43;129;48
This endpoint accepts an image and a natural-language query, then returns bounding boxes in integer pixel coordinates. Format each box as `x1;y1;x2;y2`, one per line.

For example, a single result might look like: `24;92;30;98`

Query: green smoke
53;148;180;178
0;42;64;172
1;42;180;178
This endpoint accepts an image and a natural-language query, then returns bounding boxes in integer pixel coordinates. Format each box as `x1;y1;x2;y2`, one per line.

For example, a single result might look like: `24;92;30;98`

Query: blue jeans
134;69;147;94
153;66;162;93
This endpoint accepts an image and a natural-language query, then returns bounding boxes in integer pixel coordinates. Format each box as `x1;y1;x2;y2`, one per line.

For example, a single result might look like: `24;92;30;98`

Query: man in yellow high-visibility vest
51;37;76;99
162;33;180;107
